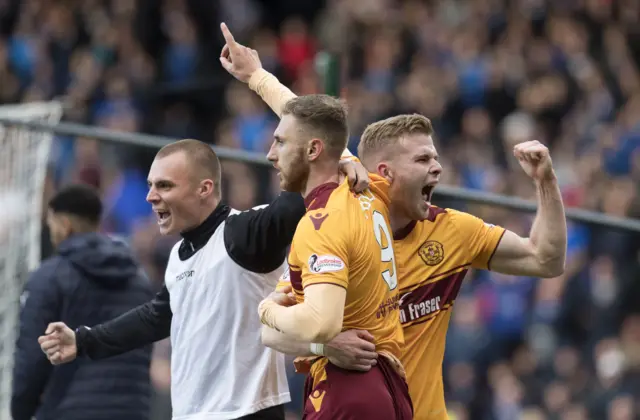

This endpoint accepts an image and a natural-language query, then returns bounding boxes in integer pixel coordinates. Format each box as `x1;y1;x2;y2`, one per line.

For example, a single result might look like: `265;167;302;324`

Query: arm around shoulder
224;192;306;273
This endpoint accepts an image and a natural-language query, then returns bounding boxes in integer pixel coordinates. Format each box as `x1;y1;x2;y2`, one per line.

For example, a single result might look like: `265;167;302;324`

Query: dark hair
48;184;103;225
282;94;349;159
156;139;222;198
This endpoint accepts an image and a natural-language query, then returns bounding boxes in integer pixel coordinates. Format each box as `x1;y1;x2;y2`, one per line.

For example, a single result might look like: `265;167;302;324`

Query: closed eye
148;180;175;190
415;155;439;163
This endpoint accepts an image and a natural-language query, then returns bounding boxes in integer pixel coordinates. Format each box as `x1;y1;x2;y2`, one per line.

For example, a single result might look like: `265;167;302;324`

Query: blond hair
357;114;434;165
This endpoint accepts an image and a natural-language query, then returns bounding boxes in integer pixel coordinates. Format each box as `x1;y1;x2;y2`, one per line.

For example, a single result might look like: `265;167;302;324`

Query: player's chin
413;201;431;220
279;178;293;192
280;176;303;193
157;219;178;236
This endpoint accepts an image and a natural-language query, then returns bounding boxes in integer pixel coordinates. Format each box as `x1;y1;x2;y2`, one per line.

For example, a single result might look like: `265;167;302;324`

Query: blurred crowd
2;0;640;418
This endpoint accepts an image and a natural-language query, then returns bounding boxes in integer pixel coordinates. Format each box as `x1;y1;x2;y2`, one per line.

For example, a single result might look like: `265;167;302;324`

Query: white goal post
0;101;63;419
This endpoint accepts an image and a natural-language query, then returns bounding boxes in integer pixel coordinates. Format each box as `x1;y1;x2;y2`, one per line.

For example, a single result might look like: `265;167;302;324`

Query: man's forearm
529;176;567;271
261;326;314;357
248;69;297;117
260;298;342;344
78;287;172;359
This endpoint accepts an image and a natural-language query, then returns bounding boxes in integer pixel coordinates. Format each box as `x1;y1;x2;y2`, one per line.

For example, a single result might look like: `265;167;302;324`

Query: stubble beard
281;148;309;194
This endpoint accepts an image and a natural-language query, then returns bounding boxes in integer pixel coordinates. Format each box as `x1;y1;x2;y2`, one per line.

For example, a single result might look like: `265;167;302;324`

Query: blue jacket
11;232;154;420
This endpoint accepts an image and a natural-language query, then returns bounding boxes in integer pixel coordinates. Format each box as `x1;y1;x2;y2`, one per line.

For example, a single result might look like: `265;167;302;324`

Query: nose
431;160;443;177
146;188;160;204
266;142;277;165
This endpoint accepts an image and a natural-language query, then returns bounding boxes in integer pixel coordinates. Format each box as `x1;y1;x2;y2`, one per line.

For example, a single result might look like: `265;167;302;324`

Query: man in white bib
38;139;367;420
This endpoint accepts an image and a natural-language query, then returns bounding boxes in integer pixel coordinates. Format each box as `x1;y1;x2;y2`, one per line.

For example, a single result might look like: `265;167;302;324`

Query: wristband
310;343;325;356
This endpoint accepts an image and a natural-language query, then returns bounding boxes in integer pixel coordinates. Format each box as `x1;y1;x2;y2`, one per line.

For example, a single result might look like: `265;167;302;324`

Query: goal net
0;101;63;418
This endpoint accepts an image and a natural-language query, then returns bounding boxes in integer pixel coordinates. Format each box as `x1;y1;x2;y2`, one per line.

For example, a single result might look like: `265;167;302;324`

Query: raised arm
219;23;369;192
488;141;567;278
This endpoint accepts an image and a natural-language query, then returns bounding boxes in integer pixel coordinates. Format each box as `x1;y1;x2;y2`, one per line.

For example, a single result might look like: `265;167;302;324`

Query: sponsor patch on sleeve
308;254;345;274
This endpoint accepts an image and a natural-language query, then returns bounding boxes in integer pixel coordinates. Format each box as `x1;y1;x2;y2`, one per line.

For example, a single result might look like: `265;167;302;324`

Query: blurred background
2;0;640;419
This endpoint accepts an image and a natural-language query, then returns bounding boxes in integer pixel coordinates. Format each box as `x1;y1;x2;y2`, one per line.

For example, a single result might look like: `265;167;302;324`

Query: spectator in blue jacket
11;184;153;420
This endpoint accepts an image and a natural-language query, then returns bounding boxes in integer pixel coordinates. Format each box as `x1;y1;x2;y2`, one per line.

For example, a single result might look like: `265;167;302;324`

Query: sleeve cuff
74;326;90;357
248;68;273;92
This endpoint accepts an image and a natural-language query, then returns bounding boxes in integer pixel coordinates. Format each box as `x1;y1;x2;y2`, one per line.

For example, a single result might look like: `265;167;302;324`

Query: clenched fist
513;140;555;182
38;322;77;365
219;22;262;83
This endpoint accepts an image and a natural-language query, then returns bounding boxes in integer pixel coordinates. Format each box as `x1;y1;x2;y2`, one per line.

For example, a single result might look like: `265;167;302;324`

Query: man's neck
302;162;340;199
183;200;221;234
389;213;412;233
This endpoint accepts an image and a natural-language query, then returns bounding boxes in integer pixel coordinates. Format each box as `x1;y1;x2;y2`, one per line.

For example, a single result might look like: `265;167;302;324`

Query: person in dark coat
11;184;153;420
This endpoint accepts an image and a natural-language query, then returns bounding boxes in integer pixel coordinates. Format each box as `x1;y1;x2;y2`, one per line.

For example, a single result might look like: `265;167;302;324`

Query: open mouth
422;185;435;202
156;210;172;225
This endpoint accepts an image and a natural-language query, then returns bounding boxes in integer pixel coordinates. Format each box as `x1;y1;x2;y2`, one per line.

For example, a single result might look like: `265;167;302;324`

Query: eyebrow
415;152;439;160
147;179;176;187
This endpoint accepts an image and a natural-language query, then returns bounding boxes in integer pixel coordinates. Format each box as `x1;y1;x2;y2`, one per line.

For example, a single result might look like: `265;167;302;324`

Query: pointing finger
220;23;237;48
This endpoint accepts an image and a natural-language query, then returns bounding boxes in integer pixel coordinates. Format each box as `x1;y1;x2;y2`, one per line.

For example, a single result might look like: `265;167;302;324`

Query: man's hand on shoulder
339;158;370;193
325;329;378;372
38;322;77;365
219;22;262;83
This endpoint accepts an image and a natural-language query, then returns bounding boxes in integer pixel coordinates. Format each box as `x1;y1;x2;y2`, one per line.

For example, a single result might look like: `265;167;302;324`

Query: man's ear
199;179;215;199
376;162;393;182
307;139;324;162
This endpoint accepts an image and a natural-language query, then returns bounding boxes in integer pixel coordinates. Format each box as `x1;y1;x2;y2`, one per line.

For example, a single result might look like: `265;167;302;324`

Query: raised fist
513;140;555;182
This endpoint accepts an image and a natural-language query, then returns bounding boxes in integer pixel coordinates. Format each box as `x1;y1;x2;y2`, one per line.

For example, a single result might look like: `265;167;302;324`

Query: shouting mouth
156;210;172;226
422;184;435;203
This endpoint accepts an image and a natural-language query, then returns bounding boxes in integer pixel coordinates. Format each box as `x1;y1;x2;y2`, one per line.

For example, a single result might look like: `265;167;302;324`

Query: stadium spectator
11;184;153;420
